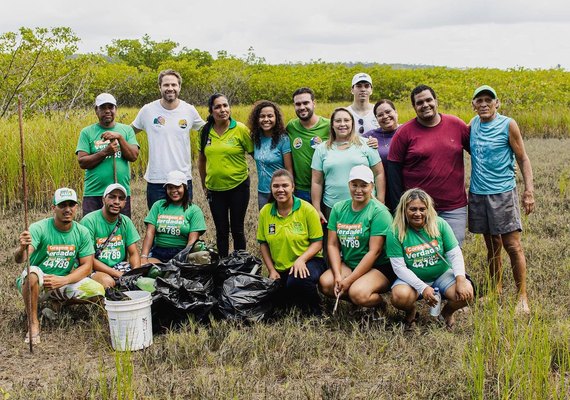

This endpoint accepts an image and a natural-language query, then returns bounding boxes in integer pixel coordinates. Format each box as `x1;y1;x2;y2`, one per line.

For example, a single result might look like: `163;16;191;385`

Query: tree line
1;27;569;117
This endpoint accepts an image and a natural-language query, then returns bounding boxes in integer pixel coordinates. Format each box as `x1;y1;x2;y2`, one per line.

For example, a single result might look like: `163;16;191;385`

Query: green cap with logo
53;188;78;205
472;85;497;99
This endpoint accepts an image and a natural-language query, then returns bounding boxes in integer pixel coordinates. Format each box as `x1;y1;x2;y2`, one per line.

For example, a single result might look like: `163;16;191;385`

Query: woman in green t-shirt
319;165;395;311
387;188;473;329
198;93;254;257
142;170;207;263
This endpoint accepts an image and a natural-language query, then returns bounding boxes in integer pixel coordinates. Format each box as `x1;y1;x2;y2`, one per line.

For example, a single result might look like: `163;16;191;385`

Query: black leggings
208;177;250;257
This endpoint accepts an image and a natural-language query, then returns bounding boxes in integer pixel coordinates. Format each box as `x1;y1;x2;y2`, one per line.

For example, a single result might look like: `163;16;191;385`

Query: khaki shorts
468;189;522;235
16;266;105;301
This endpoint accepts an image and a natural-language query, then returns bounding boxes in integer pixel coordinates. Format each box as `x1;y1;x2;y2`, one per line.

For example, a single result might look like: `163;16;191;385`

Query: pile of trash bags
110;241;281;331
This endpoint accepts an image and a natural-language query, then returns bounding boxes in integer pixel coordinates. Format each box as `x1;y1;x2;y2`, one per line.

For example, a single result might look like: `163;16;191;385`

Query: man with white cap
347;72;380;136
469;85;535;314
131;69;206;209
14;188;104;344
76;93;140;217
81;183;141;288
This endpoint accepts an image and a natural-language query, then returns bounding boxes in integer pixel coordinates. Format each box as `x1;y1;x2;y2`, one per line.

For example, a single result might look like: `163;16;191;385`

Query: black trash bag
169;245;220;293
151;272;217;331
116;262;175;291
218;271;281;322
216;250;262;283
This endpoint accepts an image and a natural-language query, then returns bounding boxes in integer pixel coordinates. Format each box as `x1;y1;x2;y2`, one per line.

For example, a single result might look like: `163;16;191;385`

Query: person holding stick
319;165;395;311
76;93;139;217
14;188;105;344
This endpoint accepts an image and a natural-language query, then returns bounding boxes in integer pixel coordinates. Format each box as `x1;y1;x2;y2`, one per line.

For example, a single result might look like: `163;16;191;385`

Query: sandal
24;332;41;345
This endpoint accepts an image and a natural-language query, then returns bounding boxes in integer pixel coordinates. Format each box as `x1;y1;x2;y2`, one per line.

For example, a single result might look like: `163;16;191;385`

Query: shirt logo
153;116;166;126
292;222;304;234
293;137;302;149
268;224;276;235
179;119;188;129
310;136;322;149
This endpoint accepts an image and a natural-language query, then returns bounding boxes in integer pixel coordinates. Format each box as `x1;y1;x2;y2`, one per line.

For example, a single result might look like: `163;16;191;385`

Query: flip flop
404;311;419;332
24;332;41;345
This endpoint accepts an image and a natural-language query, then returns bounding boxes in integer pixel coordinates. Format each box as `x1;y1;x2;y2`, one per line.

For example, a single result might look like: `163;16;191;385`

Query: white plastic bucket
105;290;153;351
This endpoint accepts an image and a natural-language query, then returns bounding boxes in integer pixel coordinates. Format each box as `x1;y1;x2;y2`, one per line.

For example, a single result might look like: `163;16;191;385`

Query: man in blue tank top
468;85;535;315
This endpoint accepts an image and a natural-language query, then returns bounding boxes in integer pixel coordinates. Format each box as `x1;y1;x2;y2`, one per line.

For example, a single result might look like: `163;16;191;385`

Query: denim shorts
392;268;457;298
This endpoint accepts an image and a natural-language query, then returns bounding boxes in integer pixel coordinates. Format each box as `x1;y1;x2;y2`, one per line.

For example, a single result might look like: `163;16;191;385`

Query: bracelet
141;255;149;258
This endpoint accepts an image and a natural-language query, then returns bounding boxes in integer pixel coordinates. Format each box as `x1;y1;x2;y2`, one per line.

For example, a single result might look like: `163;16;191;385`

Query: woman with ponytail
198;94;254;257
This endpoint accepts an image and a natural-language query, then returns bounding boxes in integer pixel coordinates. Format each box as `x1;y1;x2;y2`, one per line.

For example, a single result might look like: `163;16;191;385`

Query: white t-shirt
132;100;205;183
346;105;379;136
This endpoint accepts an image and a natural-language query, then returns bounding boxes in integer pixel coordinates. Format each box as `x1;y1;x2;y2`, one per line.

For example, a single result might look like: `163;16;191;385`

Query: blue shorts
392;268;457;298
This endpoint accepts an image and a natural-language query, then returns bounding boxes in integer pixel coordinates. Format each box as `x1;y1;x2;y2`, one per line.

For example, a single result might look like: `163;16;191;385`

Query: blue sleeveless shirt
470;113;515;194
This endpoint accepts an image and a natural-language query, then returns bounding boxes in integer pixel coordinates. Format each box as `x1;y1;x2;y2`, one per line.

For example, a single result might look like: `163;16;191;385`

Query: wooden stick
18;95;33;353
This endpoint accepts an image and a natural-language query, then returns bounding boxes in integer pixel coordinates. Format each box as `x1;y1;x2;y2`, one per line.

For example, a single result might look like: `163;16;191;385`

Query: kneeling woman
319;165;395;308
142;171;207;263
257;169;326;315
387;188;473;328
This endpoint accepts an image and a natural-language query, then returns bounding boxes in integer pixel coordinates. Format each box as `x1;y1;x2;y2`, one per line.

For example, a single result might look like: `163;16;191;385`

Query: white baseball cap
351;73;373;87
103;183;127;198
95;93;117;107
163;170;187;187
53;188;78;205
348;165;374;183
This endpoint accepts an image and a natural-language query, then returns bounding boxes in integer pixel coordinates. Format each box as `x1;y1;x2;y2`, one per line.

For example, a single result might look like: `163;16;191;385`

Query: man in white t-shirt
131;69;205;209
346;72;379;135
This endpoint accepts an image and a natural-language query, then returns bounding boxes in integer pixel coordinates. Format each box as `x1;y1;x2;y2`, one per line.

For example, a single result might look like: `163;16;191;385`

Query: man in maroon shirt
386;85;470;244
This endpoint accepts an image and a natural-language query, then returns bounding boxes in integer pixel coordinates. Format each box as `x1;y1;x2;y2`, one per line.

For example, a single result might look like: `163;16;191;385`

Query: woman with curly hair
248;100;293;209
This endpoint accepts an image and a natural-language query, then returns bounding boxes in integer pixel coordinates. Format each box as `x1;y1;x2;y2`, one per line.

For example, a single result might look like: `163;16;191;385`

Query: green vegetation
0;139;569;399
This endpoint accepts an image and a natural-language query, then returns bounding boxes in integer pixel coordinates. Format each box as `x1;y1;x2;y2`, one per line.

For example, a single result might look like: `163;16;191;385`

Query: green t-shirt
75;122;139;196
257;197;323;272
144;200;207;248
286;117;330;192
80;210;141;268
202;119;254;191
28;218;95;276
328;199;392;269
386;217;458;281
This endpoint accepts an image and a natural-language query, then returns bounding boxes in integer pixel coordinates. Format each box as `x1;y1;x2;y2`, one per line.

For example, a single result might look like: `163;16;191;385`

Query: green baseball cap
473;85;497;99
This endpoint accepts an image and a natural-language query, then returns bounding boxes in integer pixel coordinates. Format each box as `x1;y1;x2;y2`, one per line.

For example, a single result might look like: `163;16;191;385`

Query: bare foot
515;297;530;316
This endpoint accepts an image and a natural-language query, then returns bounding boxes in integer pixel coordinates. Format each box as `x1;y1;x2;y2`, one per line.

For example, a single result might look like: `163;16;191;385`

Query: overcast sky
2;0;569;70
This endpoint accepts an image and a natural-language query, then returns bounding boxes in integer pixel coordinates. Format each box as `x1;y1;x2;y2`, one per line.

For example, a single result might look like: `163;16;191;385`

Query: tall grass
1;104;568;209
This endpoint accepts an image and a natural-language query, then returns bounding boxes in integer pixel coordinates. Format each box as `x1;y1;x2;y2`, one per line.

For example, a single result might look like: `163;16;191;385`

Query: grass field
0;129;569;397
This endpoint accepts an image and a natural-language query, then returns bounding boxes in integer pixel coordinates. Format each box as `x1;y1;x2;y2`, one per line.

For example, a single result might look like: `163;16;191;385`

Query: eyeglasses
358;119;364;134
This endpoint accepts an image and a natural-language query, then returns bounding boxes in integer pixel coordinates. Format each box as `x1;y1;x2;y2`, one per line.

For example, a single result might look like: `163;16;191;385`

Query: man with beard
387;84;470;245
76;93;139;217
81;183;141;289
286;87;330;202
131;69;205;209
14;188;104;345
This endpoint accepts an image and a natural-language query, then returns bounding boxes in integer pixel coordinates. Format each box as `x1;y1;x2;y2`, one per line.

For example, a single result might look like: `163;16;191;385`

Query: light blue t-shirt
470;113;515;195
254;135;291;193
311;137;381;208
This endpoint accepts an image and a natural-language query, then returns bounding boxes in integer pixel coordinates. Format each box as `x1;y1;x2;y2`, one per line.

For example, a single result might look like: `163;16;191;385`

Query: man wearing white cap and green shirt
347;72;380;136
81;183;141;289
76;93;140;217
469;85;535;314
14;188;104;345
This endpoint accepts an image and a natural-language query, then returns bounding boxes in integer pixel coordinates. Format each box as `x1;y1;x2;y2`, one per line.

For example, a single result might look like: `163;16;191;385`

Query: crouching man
81;183;141;288
14;188;104;345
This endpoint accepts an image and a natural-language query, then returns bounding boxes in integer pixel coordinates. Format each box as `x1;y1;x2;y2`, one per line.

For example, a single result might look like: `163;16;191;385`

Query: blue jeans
438;206;467;246
147;179;193;210
294;189;311;203
150;246;185;263
258;191;271;210
277;257;327;315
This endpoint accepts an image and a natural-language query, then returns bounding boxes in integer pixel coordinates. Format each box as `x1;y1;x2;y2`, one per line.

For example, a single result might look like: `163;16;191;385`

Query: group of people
14;70;535;344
